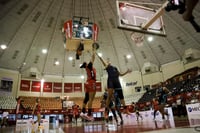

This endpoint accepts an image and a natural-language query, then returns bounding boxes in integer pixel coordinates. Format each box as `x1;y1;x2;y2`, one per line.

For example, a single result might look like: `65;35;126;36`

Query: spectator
0;111;9;128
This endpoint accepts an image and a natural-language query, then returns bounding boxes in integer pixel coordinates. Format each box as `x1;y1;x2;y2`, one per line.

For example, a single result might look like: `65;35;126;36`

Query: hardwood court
1;116;200;133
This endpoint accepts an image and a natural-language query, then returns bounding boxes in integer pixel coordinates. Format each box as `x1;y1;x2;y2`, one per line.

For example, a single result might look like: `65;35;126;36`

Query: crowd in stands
137;67;200;116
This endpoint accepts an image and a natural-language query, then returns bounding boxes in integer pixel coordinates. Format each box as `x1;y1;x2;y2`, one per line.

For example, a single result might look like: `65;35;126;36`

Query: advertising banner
63;20;73;39
186;103;200;126
31;81;41;92
121;107;175;128
43;82;52;92
16;119;49;132
92;23;99;41
74;83;82;92
20;80;30;91
64;83;73;93
53;82;62;93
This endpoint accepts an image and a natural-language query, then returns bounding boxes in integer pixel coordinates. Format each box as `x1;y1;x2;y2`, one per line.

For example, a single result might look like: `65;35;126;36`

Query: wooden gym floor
0;116;200;133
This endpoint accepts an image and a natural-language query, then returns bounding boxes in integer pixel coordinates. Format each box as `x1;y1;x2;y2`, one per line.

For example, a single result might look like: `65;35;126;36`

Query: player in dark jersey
32;98;42;126
96;53;132;119
80;51;96;121
156;82;170;121
102;89;123;125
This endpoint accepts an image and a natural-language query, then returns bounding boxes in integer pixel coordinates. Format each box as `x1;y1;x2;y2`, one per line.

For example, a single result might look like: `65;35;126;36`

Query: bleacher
136;67;200;111
124;93;144;105
0;96;17;109
20;96;62;110
19;95;102;111
68;96;102;109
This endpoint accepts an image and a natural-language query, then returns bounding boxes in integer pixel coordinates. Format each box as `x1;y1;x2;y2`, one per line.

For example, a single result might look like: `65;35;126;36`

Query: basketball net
131;32;144;47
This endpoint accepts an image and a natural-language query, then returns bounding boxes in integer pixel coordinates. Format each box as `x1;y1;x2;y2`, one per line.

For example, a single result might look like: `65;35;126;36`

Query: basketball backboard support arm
141;1;169;30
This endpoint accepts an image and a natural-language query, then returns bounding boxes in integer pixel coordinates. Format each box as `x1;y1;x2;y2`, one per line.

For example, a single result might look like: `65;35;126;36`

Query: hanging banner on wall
53;82;62;93
96;82;102;92
43;82;52;93
74;83;82;92
31;81;41;92
20;80;30;91
64;83;73;93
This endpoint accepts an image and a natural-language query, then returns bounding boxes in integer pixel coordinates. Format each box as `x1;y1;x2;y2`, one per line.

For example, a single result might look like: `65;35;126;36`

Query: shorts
107;78;122;89
84;80;96;92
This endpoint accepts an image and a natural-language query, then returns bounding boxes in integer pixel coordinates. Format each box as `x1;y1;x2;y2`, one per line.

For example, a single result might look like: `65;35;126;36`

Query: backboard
63;16;99;51
116;1;166;36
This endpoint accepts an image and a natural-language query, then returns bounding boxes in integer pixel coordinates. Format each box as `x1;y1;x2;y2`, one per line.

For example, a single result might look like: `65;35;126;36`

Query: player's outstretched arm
119;68;132;76
96;52;108;68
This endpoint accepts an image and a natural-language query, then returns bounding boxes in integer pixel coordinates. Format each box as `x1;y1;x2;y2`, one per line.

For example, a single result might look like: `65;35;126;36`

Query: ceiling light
42;49;47;54
0;44;7;50
97;52;102;57
126;54;131;59
68;56;73;61
147;36;153;42
81;75;84;79
54;61;60;65
41;78;45;83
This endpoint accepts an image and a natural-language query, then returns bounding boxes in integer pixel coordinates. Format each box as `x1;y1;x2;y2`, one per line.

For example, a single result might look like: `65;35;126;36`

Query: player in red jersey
72;104;80;124
16;97;24;120
32;98;42;126
152;98;159;121
79;50;96;121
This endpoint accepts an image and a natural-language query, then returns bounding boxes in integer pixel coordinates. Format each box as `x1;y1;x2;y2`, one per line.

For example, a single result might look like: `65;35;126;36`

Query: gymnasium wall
0;59;199;98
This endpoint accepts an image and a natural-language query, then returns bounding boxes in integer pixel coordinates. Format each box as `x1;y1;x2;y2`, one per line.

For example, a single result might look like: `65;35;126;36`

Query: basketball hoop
92;43;99;51
131;32;144;47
